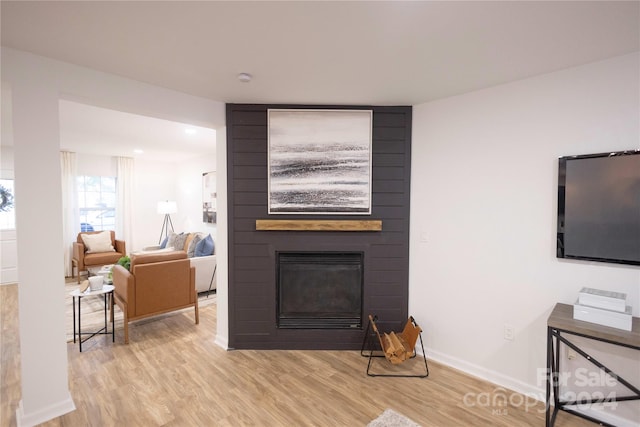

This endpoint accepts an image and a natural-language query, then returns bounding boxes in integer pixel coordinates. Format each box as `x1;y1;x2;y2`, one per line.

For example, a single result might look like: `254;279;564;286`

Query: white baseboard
424;348;543;398
16;394;76;427
214;334;228;350
558;405;640;427
423;348;640;427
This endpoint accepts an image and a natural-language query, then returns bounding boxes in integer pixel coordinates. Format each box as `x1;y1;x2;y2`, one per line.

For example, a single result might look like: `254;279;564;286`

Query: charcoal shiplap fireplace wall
226;104;412;350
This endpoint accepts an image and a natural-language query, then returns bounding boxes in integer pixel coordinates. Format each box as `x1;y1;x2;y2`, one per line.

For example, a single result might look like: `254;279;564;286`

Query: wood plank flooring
1;284;592;426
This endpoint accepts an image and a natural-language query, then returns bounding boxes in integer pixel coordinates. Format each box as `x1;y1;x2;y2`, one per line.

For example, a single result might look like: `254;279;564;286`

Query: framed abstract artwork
268;109;373;215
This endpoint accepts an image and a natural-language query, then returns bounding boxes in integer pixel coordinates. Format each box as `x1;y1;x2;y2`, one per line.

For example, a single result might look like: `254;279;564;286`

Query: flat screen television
557;150;640;266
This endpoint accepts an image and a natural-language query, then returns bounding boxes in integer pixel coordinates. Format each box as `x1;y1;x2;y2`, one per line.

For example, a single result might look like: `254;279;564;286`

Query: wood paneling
227;104;412;349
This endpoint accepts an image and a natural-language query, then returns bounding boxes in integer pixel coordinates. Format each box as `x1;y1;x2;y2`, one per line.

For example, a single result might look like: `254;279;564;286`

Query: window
77;176;116;232
0;179;15;230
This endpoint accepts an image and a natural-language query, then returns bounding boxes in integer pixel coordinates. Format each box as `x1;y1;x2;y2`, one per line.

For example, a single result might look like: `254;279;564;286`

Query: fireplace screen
277;252;363;329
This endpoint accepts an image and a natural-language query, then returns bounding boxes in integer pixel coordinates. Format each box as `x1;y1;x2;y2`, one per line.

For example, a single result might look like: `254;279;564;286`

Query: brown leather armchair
111;251;199;344
72;231;126;283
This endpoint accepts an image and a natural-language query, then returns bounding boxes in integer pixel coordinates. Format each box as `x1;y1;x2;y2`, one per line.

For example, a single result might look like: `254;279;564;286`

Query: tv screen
557;150;640;266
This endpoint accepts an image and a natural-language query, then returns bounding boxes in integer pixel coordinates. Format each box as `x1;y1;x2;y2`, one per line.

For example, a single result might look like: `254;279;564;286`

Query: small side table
70;284;115;352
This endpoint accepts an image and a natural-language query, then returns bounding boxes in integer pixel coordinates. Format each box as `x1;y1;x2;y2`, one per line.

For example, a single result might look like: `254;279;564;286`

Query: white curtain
61;151;78;277
116;157;135;253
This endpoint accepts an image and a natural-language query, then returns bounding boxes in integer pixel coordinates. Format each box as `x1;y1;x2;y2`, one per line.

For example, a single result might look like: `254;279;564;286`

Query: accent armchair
72;230;126;283
111;250;199;344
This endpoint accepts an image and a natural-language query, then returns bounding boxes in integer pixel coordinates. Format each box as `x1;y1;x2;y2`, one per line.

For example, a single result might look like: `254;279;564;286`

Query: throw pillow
173;232;189;252
183;233;196;253
165;232;179;250
186;233;204;258
195;234;214;257
81;231;115;253
159;235;169;249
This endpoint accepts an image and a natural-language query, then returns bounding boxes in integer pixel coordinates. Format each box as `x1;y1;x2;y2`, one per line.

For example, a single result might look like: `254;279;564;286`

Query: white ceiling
58;100;217;163
2;1;639;160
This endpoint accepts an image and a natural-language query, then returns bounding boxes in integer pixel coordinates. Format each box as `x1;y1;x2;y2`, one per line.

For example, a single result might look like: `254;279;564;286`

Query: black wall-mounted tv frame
557;149;640;267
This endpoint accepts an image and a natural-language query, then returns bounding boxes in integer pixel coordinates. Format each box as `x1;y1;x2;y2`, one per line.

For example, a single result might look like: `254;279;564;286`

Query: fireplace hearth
277;252;363;329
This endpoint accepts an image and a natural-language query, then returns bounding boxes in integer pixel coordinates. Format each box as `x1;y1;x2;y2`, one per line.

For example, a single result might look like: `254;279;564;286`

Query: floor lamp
157;200;177;244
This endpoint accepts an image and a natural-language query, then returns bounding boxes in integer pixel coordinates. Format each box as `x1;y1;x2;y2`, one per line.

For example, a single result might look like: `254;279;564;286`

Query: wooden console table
546;303;640;426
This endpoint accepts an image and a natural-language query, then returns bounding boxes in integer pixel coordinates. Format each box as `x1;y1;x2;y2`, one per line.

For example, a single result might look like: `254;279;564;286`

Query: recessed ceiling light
237;72;252;83
185;128;197;135
133;149;144;154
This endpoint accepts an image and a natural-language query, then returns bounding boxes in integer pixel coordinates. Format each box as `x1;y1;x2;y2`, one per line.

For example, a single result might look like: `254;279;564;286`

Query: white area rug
368;409;421;427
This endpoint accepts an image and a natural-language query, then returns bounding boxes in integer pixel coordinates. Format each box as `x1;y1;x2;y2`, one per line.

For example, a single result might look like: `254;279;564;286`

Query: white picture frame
202;171;217;224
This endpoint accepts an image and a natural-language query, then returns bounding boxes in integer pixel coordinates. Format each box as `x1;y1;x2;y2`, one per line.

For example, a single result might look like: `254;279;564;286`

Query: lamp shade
157;200;177;215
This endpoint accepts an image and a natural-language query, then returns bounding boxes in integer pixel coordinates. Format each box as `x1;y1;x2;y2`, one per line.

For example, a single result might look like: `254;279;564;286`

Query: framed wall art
202;171;217;224
268;109;373;215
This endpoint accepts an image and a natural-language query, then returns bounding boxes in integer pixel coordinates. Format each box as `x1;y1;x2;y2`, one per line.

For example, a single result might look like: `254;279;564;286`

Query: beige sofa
140;231;216;294
190;254;217;293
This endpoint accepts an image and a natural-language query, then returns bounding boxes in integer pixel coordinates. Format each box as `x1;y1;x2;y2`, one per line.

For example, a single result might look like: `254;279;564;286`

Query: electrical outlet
504;324;515;341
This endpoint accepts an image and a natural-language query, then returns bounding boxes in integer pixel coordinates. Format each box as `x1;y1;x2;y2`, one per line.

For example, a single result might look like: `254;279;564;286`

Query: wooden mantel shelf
255;219;382;232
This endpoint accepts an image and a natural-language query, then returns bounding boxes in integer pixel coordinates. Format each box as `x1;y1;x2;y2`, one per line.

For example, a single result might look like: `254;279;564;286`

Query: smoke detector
237;73;252;83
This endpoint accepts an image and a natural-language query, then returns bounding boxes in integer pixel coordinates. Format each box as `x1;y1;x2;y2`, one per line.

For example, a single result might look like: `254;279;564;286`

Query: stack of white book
573;287;632;331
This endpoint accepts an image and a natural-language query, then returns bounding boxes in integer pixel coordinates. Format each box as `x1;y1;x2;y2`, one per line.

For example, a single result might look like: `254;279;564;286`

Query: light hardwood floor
1;284;591;426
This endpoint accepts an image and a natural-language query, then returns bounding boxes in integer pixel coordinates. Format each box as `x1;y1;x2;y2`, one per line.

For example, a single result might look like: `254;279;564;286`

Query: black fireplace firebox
277;252;363;329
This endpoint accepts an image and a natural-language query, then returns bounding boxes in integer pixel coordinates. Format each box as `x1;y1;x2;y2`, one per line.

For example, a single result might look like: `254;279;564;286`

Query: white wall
6;69;75;427
0;145;13;171
72;153;218;252
0;146;17;284
1;86;17;284
132;154;218;250
76;153;116;177
410;53;640;424
175;155;217;238
1;47;226;426
132;158;181;250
